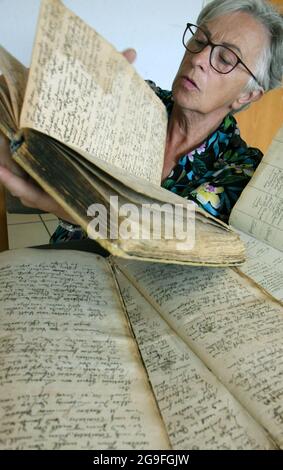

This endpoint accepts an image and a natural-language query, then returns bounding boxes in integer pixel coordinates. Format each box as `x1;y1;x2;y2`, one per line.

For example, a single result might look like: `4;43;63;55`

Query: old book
0;0;246;266
230;125;283;253
0;246;282;450
228;124;283;301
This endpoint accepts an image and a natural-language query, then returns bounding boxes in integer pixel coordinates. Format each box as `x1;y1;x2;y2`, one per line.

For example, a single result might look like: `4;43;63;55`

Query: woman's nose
190;45;211;72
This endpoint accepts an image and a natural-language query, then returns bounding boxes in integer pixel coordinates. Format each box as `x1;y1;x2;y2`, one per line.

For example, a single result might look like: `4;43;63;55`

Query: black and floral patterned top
51;81;262;243
149;81;262;222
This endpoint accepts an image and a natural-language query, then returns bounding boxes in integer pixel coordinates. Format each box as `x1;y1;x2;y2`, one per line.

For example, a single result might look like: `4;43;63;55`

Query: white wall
0;0;203;90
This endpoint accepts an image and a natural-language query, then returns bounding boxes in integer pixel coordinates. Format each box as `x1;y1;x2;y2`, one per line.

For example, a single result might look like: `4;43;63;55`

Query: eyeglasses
182;23;263;88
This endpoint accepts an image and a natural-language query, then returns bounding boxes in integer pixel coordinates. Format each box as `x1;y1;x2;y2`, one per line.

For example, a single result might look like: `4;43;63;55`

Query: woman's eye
195;39;206;45
219;55;232;65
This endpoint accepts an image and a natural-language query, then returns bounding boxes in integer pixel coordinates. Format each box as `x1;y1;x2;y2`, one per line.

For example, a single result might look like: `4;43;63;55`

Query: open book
0;246;282;450
230;125;283;253
228;124;283;302
0;0;247;266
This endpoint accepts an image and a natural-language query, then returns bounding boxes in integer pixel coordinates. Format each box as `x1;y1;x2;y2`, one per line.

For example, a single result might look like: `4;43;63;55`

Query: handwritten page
0;249;169;450
115;268;274;449
237;231;283;302
229;125;283;251
116;259;283;448
20;0;167;184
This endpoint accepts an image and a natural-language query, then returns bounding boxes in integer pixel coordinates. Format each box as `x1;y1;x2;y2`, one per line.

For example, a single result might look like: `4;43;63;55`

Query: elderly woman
0;0;282;243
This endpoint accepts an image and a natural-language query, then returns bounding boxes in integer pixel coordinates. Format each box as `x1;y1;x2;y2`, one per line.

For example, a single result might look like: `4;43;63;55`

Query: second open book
0;246;282;449
0;0;282;264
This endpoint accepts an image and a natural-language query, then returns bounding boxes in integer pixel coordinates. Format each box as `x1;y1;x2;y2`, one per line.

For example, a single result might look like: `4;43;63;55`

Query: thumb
122;48;137;64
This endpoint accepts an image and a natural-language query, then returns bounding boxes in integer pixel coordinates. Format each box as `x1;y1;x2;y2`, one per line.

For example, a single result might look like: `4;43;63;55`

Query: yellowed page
229;126;283;251
237;231;283;302
0;249;170;450
115;268;275;449
0;46;28;126
20;0;167;184
115;259;283;448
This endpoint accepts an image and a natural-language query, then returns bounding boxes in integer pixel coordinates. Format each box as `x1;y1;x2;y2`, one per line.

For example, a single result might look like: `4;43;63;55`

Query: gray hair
197;0;283;93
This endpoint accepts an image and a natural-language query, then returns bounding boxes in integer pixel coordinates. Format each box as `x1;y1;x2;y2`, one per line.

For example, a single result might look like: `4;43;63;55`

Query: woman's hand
0;126;83;222
0;49;137;223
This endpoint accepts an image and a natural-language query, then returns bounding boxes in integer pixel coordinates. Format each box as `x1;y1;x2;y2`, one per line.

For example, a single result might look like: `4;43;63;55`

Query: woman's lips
181;76;199;90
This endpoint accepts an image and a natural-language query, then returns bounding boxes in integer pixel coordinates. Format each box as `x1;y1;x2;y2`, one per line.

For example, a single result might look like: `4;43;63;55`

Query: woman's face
172;11;268;116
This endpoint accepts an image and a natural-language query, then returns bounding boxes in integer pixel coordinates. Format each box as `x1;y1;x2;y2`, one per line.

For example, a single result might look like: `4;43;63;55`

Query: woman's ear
231;88;264;112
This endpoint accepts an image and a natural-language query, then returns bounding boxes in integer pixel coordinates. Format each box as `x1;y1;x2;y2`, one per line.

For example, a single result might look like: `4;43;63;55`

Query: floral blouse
149;82;263;223
51;81;262;243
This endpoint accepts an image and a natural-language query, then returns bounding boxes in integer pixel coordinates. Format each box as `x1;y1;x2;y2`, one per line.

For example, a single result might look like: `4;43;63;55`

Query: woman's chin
172;88;200;111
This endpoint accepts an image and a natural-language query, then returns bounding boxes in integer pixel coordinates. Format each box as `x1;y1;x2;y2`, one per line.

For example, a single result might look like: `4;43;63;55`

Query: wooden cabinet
236;84;282;154
236;0;283;154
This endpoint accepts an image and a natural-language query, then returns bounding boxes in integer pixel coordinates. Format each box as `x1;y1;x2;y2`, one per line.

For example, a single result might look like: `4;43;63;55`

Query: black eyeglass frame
182;23;263;89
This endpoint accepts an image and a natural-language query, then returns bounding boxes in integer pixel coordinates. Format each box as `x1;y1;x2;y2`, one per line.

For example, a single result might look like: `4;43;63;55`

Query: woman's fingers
0;167;51;210
122;48;137;64
0;133;26;177
0;166;75;222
